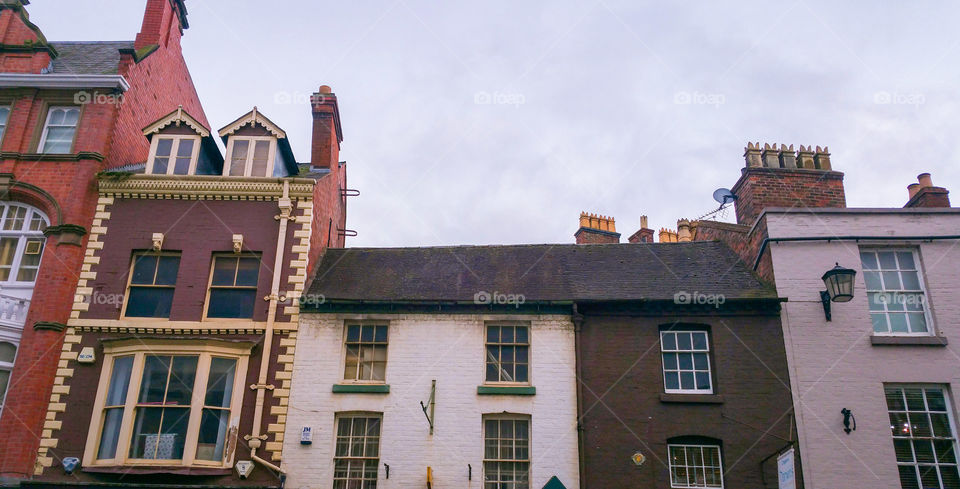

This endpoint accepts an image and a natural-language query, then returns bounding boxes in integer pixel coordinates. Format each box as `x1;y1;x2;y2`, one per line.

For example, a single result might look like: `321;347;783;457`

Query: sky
30;1;960;247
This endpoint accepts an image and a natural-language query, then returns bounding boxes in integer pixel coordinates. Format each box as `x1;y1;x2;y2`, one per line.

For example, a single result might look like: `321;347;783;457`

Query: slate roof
48;41;133;75
308;241;776;303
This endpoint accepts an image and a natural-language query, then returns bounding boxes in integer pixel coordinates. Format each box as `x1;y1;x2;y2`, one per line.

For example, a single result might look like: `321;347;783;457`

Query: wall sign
300;426;312;445
777;448;796;489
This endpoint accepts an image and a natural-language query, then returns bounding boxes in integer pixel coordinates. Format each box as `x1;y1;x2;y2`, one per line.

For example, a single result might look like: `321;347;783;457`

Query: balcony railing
0;294;30;329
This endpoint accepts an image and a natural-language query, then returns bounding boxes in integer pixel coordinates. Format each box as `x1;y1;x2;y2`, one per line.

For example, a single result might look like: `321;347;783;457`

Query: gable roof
308;241;776;304
48;41;133;75
142;105;211;137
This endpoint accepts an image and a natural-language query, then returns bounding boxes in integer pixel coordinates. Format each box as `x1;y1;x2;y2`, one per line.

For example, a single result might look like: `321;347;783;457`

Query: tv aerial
697;188;737;221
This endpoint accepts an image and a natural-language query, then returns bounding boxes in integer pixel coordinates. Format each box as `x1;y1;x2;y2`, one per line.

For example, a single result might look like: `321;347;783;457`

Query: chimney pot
319;85;333;94
907;183;921;199
917;173;932;188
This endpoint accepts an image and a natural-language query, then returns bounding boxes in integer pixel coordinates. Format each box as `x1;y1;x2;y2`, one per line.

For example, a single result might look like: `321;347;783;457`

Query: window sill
80;465;231;475
659;393;724;404
477;385;536;396
332;384;390;394
870;335;947;346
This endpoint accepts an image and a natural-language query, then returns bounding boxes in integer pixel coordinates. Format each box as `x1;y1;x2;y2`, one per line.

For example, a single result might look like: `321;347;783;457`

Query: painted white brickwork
282;313;580;489
765;210;960;489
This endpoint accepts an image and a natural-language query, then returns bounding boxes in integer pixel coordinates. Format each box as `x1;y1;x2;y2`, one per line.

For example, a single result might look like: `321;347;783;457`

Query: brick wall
283;313;581;489
574;228;620;244
732;168;846;226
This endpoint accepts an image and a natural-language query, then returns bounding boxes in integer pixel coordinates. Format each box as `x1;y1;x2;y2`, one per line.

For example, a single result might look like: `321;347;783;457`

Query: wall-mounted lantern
820;263;857;321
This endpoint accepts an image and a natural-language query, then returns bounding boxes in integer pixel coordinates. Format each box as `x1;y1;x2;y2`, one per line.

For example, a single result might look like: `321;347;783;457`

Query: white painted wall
765;210;960;489
282;313;580;489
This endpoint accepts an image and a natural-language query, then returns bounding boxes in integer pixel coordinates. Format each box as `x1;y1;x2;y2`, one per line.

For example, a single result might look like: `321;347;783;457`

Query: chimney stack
732;142;846;226
676;219;693;242
658;228;678;243
628;215;655;243
134;0;188;51
311;85;343;169
904;172;950;208
575;212;620;244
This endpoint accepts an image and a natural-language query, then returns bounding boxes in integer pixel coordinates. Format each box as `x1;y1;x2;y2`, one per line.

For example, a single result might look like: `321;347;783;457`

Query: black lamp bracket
821;290;832;321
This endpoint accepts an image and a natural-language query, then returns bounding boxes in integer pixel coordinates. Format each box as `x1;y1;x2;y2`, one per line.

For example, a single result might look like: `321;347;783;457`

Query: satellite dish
712;188;736;205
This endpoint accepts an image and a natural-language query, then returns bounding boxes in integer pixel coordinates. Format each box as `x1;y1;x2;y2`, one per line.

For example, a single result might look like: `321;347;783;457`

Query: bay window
84;340;250;468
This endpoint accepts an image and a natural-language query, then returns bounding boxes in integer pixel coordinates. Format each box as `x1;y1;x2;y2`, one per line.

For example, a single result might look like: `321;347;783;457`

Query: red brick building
22;94;347;487
0;0;210;483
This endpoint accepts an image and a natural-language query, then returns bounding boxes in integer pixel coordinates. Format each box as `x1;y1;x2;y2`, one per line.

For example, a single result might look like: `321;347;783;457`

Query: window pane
205;357;236;408
196;408;230;461
235;257;259;286
863;271;882;290
173;139;194;175
166;356;197;406
229;140;248;176
176;139;194;157
211;257;237;286
0;370;9;405
97;408;124;459
105;356;133;406
42;127;75;153
129;406;190;459
173;156;191;175
152;156;169;174
131;255;158;284
878;251;897;269
0;342;15;363
677;333;692;350
126;287;175;318
154;256;180;285
139;355;170;403
0;237;13;281
155;139;173;157
207;289;256;318
251;140;270;176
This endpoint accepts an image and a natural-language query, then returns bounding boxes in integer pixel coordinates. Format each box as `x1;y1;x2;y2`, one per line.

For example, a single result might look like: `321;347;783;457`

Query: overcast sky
32;1;960;247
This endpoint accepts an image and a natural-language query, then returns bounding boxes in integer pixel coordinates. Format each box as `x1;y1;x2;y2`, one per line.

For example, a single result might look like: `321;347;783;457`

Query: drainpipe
245;179;293;474
572;303;586;489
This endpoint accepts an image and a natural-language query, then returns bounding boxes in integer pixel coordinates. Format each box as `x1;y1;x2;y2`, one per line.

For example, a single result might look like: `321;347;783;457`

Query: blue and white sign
777;448;796;489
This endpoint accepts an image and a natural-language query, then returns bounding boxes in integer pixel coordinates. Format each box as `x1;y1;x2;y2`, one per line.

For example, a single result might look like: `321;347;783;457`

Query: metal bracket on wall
337;228;358;237
250;383;275;391
420;379;436;435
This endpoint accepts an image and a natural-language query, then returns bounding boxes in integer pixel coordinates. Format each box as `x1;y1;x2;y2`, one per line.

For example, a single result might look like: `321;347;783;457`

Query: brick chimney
311;85;343;169
575;212;620;244
134;0;188;51
658;228;678;243
904;172;950;208
628;215;655;243
732;143;846;226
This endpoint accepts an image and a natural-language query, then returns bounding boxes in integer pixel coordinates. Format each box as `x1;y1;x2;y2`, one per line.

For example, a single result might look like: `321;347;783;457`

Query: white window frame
121;252;181;319
0;340;17;420
222;136;277;177
484;322;531;386
0;106;11;145
332;413;382;489
82;340;250;469
482;414;531;489
860;248;933;336
37;106;80;154
668;443;724;488
885;384;960;489
145;135;202;176
341;323;389;384
0;202;48;285
660;330;713;395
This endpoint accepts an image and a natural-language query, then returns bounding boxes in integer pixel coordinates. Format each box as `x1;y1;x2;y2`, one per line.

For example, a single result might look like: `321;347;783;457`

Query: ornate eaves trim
97;175;315;200
218;106;286;139
141;105;210;138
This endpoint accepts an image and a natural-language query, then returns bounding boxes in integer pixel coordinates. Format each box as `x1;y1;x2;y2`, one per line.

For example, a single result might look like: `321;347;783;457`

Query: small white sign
777;448;796;489
300;426;312;445
77;347;95;364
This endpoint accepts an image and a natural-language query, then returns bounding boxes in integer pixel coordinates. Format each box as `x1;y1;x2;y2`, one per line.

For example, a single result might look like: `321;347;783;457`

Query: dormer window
224;137;276;177
147;135;200;175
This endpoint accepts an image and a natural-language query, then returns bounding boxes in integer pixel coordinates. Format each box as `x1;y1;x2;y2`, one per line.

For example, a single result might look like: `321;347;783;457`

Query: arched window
0;203;49;283
0;341;16;416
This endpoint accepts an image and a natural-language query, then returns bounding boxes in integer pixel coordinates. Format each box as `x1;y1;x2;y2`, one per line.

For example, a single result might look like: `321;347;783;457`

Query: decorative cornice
44;223;86;246
218;106;286;139
141;105;210;138
33;321;66;332
0;151;104;162
97;175;316;200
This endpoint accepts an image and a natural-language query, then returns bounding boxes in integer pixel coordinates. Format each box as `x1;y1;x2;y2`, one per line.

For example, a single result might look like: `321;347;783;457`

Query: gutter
753;235;960;271
0;73;130;91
